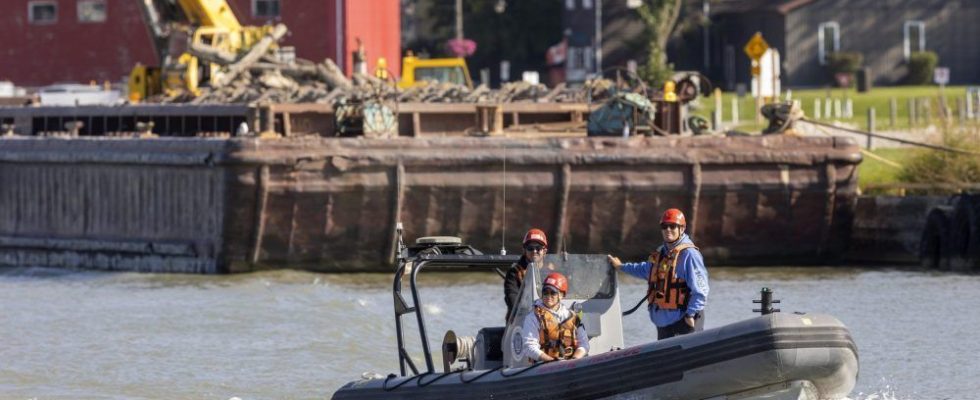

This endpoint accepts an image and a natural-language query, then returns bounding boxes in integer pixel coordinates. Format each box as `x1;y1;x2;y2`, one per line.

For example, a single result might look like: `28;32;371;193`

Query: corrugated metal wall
0;139;227;272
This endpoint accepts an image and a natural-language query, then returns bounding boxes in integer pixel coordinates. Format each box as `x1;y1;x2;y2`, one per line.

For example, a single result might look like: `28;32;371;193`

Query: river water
1;265;977;400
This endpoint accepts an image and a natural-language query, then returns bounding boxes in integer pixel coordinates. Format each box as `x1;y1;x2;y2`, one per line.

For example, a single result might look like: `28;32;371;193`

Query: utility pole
702;0;710;70
595;0;603;75
455;0;463;40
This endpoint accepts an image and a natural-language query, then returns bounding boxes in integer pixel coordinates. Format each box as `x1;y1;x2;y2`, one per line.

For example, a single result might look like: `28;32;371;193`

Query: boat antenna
395;222;405;261
561;234;568;261
500;144;507;255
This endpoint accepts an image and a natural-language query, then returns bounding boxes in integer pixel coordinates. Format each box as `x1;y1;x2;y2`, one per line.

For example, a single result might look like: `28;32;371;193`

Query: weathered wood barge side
0;135;860;272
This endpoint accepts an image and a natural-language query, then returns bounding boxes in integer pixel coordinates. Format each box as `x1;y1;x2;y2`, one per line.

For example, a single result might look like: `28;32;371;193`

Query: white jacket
521;299;589;361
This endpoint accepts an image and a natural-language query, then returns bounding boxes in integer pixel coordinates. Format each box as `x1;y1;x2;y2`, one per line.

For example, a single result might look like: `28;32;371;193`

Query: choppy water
1;266;978;400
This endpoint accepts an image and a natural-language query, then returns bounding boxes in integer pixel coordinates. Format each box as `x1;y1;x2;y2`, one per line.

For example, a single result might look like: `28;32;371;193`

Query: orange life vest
534;305;580;360
646;243;697;311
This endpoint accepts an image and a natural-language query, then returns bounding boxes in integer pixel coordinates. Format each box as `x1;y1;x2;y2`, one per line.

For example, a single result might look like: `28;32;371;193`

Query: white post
967;93;974;119
844;99;853;118
834;99;842;119
974;91;979;120
713;91;723;129
824;97;832;118
814;98;822;119
714;89;723;122
866;108;875;149
731;98;740;125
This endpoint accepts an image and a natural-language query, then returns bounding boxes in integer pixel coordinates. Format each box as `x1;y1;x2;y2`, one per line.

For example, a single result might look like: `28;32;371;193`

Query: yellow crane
129;0;277;101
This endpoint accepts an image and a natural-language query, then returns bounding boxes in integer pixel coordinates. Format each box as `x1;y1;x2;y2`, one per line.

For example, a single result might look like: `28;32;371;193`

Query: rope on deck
799;117;980;156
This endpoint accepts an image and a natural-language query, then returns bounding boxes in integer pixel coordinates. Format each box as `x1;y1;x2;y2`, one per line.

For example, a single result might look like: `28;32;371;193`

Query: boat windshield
532;254;615;300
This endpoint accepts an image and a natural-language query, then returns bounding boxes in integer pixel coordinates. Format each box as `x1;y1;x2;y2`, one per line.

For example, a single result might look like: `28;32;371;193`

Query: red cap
523;228;548;247
543;272;568;294
661;208;686;226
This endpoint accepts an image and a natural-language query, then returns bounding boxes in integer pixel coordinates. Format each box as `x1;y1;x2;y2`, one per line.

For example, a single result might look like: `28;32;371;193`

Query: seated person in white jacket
522;272;589;362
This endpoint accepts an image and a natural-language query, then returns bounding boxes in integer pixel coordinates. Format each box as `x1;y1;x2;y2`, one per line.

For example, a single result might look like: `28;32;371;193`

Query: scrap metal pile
147;31;631;105
158;59;629;105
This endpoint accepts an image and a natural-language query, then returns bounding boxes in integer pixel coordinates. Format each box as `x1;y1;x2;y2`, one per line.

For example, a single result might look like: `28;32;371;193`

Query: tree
635;0;683;87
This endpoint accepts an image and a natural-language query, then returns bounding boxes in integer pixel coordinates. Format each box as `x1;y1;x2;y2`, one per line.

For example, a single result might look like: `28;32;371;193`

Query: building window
582;0;593;9
28;1;57;24
817;22;840;65
78;0;106;23
903;20;925;60
253;0;280;18
565;0;575;10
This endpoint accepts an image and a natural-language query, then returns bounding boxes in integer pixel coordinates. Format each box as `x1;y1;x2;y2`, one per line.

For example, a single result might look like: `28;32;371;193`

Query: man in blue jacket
608;208;709;339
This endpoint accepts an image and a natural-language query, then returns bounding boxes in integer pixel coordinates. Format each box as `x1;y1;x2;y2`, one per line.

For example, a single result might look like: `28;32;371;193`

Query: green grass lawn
686;85;979;191
692;85;978;132
857;147;924;190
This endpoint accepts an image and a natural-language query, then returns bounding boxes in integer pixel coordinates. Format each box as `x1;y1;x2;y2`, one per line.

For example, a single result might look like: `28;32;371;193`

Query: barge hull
0;135;859;272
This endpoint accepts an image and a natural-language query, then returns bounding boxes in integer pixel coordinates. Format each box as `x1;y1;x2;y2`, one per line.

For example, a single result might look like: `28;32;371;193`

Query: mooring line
806;122;903;169
500;143;507;255
799;117;980;156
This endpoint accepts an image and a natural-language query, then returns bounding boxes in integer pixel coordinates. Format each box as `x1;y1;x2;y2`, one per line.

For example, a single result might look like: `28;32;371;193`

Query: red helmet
523;228;548;247
661;208;686;226
543;272;568;294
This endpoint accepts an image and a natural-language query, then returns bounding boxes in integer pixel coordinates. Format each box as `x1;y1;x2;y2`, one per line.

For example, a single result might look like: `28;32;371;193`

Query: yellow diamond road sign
744;32;769;60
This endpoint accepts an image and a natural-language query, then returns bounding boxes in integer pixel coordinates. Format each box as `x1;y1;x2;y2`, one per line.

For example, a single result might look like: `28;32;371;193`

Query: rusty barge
0;102;860;273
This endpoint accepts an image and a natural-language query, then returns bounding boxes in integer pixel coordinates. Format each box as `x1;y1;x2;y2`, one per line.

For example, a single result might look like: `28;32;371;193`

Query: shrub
907;51;938;85
825;52;863;87
898;126;980;189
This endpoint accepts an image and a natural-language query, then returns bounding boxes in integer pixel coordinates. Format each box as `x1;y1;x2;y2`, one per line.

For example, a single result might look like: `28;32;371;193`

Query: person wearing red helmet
521;272;589;362
503;228;549;321
607;208;710;340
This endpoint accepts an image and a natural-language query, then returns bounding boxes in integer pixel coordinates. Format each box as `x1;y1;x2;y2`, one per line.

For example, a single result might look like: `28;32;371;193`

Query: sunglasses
542;288;561;297
660;224;681;230
524;244;545;252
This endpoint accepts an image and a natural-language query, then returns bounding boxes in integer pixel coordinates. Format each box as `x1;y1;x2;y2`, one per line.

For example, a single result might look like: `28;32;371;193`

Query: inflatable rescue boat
332;232;858;400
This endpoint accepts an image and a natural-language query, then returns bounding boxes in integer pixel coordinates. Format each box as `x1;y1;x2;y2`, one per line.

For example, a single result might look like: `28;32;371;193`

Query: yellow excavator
129;0;277;101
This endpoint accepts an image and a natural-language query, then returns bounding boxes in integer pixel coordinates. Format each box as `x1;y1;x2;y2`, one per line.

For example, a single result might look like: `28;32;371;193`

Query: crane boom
176;0;242;30
130;0;275;101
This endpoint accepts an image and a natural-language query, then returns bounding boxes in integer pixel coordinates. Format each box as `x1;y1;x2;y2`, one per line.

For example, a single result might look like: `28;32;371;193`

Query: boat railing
393;253;520;377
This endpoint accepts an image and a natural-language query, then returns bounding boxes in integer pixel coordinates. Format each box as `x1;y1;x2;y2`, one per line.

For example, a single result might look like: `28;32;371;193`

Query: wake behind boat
332;230;858;400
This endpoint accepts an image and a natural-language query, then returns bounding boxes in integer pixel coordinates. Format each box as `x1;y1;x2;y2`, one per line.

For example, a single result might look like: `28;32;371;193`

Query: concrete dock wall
846;195;950;264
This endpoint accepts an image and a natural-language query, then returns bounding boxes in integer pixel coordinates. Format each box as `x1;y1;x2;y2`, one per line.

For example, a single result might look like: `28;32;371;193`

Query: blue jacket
621;234;709;327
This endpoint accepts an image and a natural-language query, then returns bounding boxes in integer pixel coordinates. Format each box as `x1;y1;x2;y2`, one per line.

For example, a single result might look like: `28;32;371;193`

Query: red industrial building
0;0;401;87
